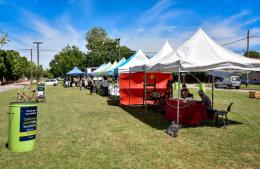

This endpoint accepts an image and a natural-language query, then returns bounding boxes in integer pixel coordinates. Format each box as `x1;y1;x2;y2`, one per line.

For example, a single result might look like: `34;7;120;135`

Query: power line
222;37;247;46
222;35;258;46
3;34;260;54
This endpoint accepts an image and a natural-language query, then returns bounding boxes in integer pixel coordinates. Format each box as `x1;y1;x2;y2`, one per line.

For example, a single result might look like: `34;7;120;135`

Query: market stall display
146;28;260;124
120;72;172;105
165;98;213;125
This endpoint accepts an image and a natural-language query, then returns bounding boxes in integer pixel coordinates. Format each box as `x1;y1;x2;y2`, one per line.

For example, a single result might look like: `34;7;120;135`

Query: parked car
45;79;58;86
215;76;241;89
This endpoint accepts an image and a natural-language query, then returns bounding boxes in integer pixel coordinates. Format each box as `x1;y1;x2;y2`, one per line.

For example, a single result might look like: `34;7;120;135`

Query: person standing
88;77;95;95
101;76;109;96
79;78;83;91
84;78;88;89
70;77;73;87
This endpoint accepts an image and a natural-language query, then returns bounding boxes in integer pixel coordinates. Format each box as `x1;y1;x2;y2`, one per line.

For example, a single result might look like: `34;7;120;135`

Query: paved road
0;81;30;93
187;84;256;93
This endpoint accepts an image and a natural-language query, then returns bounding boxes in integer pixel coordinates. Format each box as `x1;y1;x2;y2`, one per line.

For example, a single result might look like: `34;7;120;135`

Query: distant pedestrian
84;78;88;89
70;77;73;87
79;78;83;90
101;76;108;96
82;78;85;89
246;79;249;88
88;77;95;95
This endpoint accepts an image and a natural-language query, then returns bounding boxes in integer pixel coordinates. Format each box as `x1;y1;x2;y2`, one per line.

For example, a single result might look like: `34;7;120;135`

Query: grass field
240;84;260;90
0;86;260;169
205;83;260;90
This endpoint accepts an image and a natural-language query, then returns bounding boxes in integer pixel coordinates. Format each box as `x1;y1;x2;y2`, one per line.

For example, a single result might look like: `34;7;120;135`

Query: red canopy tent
120;72;172;105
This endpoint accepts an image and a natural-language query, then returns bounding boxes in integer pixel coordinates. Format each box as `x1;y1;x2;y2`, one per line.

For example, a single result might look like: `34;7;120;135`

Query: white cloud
140;0;177;24
110;0;187;53
203;10;260;50
3;11;86;69
251;28;260;34
110;8;260;57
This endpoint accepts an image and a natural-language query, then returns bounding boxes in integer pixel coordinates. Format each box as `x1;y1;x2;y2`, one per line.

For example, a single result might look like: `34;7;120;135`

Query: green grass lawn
205;83;260;90
0;86;260;169
240;84;260;90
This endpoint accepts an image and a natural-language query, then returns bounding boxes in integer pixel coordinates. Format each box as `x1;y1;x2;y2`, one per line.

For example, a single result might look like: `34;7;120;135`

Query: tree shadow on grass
121;105;171;130
107;98;120;106
106;99;170;130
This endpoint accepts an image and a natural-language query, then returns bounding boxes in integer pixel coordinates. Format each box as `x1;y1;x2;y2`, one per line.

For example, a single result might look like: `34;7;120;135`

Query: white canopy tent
91;63;105;76
103;60;117;75
148;28;260;72
97;62;112;75
146;28;260;123
130;41;174;72
118;49;149;74
95;62;112;76
104;58;127;76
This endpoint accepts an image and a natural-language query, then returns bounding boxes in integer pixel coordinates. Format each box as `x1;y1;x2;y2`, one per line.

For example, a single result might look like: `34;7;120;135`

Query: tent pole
129;73;130;104
212;75;214;109
177;66;180;123
144;70;147;114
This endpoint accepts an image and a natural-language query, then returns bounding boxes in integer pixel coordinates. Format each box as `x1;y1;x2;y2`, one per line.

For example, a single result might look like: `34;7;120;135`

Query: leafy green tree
4;50;19;80
244;51;260;58
49;45;87;77
119;45;135;60
0;50;7;81
0;49;38;81
12;56;29;79
43;69;54;78
0;30;8;49
85;27;135;67
86;27;109;50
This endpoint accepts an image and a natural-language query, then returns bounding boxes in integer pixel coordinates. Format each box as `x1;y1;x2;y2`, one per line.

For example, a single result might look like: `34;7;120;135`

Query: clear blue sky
0;0;260;68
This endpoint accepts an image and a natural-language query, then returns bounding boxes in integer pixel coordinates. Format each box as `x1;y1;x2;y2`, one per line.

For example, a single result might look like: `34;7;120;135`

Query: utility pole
30;49;33;62
33;41;43;66
116;38;121;61
29;49;33;98
246;30;250;88
33;41;43;83
247;30;250;57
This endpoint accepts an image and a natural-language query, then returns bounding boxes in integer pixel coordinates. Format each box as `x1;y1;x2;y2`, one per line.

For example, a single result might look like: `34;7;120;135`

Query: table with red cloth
165;98;210;126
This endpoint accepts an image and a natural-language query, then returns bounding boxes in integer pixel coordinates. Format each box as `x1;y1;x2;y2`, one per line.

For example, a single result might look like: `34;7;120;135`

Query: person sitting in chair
181;84;193;98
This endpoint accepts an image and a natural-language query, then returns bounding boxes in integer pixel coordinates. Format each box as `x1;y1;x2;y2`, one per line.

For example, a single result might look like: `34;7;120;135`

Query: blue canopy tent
67;66;84;76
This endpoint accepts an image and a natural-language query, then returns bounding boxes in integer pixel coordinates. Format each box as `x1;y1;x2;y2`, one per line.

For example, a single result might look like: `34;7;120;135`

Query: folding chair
214;102;233;128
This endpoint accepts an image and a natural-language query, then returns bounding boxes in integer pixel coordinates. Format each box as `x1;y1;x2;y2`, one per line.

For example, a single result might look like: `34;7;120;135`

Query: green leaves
49;45;87;77
49;26;135;77
244;51;260;58
0;50;38;80
86;27;109;50
85;27;135;67
0;30;8;49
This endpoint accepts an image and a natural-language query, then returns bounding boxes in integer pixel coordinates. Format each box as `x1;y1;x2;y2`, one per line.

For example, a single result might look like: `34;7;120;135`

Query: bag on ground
166;122;181;137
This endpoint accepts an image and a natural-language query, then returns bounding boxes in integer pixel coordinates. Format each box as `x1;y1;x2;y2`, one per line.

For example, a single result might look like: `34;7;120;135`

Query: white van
215;76;241;89
45;79;58;86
